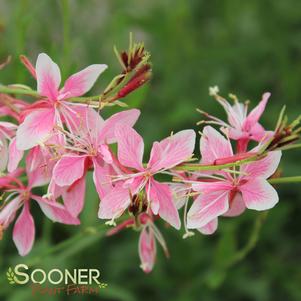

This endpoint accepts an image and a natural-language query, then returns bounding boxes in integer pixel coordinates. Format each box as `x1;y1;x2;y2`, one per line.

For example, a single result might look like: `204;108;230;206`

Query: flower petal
32;195;80;224
244;92;270;130
0;196;22;228
53;155;87;186
139;226;156;273
36;53;61;100
62;177;86;217
115;124;144;171
148;130;196;172
249;123;271;141
149;180;181;229
223;192;246;217
16;108;56;150
240;178;279;211
13;202;35;256
241;151;281;179
98;109;140;144
8;138;24;172
187;192;229;229
60;64;107;98
200;126;233;164
92;158;113;200
198;218;218;235
98;187;131;219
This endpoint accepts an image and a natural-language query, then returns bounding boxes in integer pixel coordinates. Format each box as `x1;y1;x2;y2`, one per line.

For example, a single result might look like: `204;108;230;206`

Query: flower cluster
0;42;300;273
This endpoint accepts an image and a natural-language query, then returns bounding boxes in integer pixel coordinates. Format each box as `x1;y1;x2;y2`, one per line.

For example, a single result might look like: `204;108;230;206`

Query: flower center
21;190;30;201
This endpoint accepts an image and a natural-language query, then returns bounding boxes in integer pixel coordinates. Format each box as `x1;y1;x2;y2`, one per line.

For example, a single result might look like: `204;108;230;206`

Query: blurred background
0;0;301;300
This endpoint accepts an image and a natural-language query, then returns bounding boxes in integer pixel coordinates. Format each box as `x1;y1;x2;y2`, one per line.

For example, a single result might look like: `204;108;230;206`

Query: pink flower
50;108;140;216
0;164;79;256
98;125;196;229
106;213;168;273
187;126;281;234
16;53;107;150
139;225;157;273
204;93;272;152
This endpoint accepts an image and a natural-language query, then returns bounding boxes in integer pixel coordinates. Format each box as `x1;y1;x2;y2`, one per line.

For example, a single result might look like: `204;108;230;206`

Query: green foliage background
0;1;301;300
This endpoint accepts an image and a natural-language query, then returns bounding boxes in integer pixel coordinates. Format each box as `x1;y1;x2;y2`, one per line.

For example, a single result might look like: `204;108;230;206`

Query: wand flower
200;88;273;152
187;126;281;233
98;124;196;229
50;107;140;216
0;162;79;256
16;53;107;150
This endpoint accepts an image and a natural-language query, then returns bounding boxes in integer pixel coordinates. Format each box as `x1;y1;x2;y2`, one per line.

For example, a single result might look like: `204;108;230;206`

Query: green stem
0;85;39;97
279;143;301;151
174;153;264;172
226;211;268;267
0;85;116;105
268;176;301;184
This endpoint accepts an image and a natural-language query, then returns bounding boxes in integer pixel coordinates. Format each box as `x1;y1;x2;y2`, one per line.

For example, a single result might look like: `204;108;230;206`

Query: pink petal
169;183;189;209
149;179;181;229
60;64;107;98
99;109;140;144
244;92;270;130
115;124;144;171
92;158;113;199
26;146;46;173
8;138;24;172
16;108;56;150
139;227;156;273
0;196;22;228
198;218;218;235
216;98;243;129
98;187;131;219
249;123;269;141
0;121;17;132
148;129;196;172
200;126;233;164
13;202;35;256
230;102;246;127
62;106;104;142
53;155;87;186
192;181;233;194
187;192;229;229
32;195;80;224
47;179;65;199
240;151;281;179
36;53;61;100
28;165;51;188
62;177;86;217
223;192;246;217
239;178;279;210
228;128;247;140
99;145;113;164
26;151;53;188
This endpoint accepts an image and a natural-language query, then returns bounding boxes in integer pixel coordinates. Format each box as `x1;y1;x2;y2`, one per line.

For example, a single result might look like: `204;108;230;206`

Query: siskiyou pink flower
98;125;196;229
16;53;107;150
0;165;79;256
50;107;140;215
187;126;281;233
